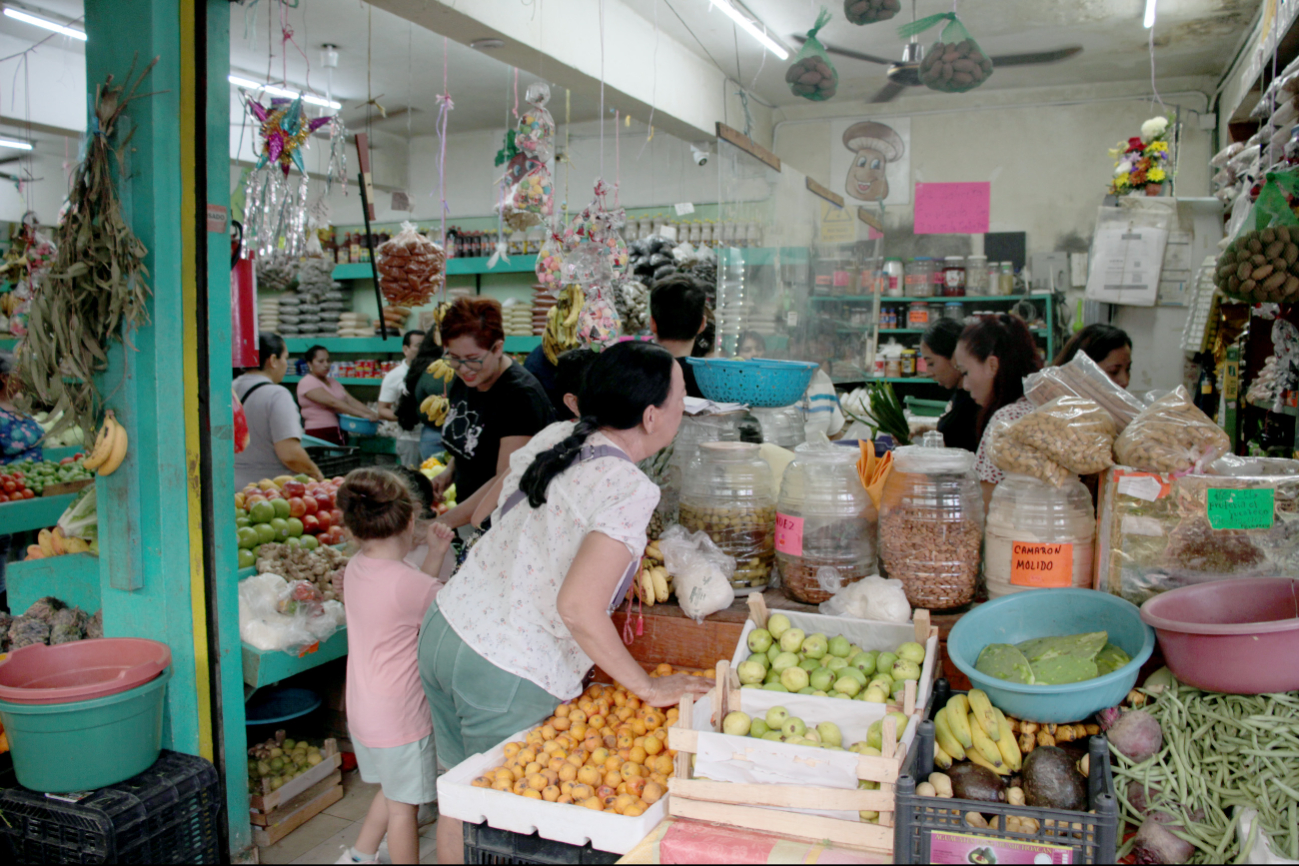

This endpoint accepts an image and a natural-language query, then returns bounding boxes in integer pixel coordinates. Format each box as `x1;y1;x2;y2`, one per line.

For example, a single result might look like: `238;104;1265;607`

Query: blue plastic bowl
245;687;321;725
339;414;379;436
947;589;1155;723
685;358;818;408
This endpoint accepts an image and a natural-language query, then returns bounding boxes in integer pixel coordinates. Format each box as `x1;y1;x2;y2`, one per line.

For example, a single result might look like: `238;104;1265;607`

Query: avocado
947;763;1007;804
1022;745;1088;811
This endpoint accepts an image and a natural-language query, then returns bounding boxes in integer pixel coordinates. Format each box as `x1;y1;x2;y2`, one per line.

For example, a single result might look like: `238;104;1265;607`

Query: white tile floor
256;770;439;865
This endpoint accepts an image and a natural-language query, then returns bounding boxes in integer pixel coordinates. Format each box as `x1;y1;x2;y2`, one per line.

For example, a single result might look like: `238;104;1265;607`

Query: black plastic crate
0;750;222;864
893;682;1119;864
463;822;621;865
307;446;398;477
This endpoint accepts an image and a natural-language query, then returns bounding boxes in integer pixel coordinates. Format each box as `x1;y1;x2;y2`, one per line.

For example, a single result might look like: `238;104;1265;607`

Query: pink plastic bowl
1140;577;1299;694
0;638;171;704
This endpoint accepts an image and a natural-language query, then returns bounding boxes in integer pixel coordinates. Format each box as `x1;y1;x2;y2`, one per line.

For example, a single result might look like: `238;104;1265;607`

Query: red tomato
288;497;306;518
301;496;319;515
313;494;333;512
0;494;9;503
330;508;343;527
2;480;15;494
315;511;332;531
60;456;76;465
21;489;34;499
301;514;321;534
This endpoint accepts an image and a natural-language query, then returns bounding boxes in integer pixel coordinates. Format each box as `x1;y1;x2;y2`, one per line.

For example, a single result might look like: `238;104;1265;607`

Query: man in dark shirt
649;274;709;399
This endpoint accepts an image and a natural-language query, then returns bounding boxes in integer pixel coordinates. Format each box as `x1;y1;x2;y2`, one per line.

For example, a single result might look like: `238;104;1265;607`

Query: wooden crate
252;774;344;847
665;658;911;858
249;738;342;812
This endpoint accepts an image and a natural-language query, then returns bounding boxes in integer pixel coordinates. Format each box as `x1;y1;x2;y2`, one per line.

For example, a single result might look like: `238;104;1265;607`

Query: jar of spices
905;258;935;298
901;349;917;376
944;301;964;321
984;474;1095;599
965;255;988;294
881;307;896;330
908;300;930;328
1000;262;1016;295
680;442;776;592
885;355;903;378
878;431;984;609
943;256;966;297
775;444;878;604
883;258;905;297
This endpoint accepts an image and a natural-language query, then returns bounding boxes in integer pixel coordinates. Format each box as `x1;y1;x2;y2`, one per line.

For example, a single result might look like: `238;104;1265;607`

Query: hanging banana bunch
82;410;129;477
542;284;586;364
419;395;450;426
427;358;456;383
430;301;452;346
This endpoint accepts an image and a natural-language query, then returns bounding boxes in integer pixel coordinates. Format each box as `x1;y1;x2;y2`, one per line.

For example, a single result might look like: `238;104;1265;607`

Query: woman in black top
431;297;555;529
921;318;980;453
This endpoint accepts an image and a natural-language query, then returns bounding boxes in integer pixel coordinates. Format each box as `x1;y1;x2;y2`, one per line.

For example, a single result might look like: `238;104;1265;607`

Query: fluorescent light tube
710;0;788;61
0;137;32;150
228;75;341;110
1144;0;1157;29
4;7;85;40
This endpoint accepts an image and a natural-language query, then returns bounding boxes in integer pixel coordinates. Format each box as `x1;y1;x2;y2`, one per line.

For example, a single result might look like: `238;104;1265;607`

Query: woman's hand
639;673;715;708
429;468;453;503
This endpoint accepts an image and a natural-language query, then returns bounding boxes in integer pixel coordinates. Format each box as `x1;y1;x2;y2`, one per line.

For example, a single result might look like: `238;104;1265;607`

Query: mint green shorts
417;603;558;769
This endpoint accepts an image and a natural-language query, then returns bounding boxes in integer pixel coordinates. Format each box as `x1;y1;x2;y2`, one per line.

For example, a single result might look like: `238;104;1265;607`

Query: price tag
1116;474;1166;502
1206;488;1275;530
1009;542;1073;588
774;513;804;556
786;311;799;327
674;202;695;216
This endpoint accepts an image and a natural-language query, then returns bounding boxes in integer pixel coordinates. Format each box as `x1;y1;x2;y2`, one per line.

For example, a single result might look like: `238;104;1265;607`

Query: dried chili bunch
17;57;158;437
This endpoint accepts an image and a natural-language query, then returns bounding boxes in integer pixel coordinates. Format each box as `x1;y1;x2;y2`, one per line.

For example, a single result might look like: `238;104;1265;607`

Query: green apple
780;666;810;692
285;536;302;548
771;651;800;673
876;651;898;674
825;656;849;672
863;686;889;703
746;652;771;669
235;516;251;529
809;667;835;692
892;658;921;681
747;628;773;653
802;633;829;659
779;628;806;653
237;548;256;568
737;660;767;684
749;718;769;738
797;687;816;695
762;731;784;741
896;641;926;664
828;635;852;658
833;675;862;697
798;657;820;672
285;517;304;538
781;717;806;738
268;517;289;539
235;507;249;520
766;613;792;640
816;722;843;747
254;523;277;545
762;683;789;692
722;711;751;736
765;706;789;728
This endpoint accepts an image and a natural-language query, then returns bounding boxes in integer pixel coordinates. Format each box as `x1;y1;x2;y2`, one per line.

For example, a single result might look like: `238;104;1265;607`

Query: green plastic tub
0;666;172;792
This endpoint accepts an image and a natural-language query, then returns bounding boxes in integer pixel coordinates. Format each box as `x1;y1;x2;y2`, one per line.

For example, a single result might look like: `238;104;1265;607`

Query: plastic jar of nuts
775;444;878;604
984;474;1095;599
679;441;776;593
647;413;741;536
878;432;984;609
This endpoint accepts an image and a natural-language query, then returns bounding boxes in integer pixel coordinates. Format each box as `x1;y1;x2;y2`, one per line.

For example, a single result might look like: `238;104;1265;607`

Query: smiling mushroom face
843;121;905;203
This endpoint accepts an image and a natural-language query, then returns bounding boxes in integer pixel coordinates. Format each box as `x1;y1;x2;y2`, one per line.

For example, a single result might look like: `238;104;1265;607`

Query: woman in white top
418;342;713;864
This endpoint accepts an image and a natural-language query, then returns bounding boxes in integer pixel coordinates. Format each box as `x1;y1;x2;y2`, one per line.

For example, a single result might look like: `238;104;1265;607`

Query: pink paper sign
914;182;991;235
774;513;804;556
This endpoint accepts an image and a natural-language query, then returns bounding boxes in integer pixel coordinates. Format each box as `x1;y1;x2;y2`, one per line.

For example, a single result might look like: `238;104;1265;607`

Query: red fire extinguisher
231;221;258;369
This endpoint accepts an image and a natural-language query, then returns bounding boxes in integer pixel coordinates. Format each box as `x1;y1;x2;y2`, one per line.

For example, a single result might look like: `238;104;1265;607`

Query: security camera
691;145;709;166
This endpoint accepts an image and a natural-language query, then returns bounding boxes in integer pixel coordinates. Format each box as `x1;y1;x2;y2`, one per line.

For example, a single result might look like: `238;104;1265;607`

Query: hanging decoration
787;8;840;101
535;181;627;350
499;82;556;231
900;11;995;94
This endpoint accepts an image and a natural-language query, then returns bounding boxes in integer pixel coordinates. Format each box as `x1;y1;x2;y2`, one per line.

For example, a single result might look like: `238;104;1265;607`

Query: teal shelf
243;628;349;689
331;262;376;280
0;336;16;350
283;375;385;387
719;247;808;267
877;294;1051;303
43;446;87;462
284;337;406;354
505;336;541;353
6;552;100;616
832;374;937;385
879;328;1050;335
333;257;540;279
809;296;874;302
0;491;79;534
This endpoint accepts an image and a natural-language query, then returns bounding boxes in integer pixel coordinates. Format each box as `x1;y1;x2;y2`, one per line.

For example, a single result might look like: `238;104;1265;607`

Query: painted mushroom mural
843;120;905;230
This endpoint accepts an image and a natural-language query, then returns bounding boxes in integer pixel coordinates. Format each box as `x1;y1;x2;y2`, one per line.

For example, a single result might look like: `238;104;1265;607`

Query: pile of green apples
721;705;909;755
738;613;927;703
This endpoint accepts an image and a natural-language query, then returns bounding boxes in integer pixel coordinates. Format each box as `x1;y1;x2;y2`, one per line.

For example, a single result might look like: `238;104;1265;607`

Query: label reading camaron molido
1010;541;1073;588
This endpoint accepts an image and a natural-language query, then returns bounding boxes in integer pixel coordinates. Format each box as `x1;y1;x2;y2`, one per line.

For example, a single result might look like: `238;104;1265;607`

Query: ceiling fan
793;0;1082;103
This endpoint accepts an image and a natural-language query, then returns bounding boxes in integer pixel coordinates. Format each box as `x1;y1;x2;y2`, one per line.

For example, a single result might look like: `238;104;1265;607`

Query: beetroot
1132;810;1200;865
1126;779;1162;815
1102;708;1163;762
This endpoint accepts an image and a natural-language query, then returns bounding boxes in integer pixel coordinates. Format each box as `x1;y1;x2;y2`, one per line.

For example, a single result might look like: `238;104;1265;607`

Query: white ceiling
624;0;1258;106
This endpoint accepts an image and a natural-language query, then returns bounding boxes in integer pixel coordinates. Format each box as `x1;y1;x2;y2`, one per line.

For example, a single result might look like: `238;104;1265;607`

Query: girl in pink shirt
335;469;453;865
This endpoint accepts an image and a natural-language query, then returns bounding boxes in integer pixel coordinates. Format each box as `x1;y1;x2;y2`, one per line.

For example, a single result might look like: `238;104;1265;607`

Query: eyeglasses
443;354;489;370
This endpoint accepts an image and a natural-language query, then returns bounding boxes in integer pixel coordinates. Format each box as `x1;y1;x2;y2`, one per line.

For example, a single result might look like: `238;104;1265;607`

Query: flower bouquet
1109;116;1172;196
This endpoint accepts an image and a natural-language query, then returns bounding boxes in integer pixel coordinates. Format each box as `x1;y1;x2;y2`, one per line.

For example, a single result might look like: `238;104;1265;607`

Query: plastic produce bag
657;524;736;623
514;82;555;163
818;574;911;622
1023;351;1146;433
1113;386;1231;474
576;290;621;345
239;572;344;655
1005;396;1116;476
900;12;994;94
987;414;1072;487
786;8;839;101
845;0;900;26
1214;170;1299;303
500;153;553;231
376;221;446;307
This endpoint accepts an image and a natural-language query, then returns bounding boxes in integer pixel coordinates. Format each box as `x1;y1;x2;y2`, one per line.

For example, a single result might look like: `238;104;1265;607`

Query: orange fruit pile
470;667;695;815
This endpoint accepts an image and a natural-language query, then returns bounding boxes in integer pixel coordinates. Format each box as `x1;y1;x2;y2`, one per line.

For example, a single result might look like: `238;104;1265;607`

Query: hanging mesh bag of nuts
845;0;901;26
900;11;994;94
786;8;840;101
1214;169;1299;304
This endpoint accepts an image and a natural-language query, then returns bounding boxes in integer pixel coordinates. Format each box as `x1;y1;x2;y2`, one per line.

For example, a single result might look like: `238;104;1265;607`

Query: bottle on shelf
348;233;361;264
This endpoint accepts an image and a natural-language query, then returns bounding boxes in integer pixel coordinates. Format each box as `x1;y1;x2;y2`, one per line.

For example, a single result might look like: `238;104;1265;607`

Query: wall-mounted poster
829;116;912;231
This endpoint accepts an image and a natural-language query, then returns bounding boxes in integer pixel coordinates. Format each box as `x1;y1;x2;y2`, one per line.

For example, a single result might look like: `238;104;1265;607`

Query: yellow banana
419;395;435;416
97;416;129;477
82;411;118;471
427;359;456;382
966;749;1011;776
26;544;44;560
38;528;56;557
994;709;1022;772
932;743;953;770
933;706;967;761
640;568;656;607
968;713;1005;766
63;537;90;554
967;689;1000;741
945;696;974;750
651;567;670;603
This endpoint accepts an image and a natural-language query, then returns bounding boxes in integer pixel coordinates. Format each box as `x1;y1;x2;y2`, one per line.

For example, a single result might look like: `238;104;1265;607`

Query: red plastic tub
0;638;171;704
1140;577;1299;694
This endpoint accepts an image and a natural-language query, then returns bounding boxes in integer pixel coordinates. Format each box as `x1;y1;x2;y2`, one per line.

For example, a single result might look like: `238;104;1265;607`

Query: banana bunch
26;527;91;559
429;301;451;345
420;395;449;426
427;358;456;383
637;538;672;606
83;411;128;477
542;284;585;364
932;689;1023;775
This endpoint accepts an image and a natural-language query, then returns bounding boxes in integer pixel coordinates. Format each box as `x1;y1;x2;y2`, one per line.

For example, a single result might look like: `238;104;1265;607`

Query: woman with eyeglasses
430;298;555;530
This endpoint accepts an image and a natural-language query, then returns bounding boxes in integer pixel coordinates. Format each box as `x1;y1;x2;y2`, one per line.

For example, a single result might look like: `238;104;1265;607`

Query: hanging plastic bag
1023;351;1147;433
1113;386;1232;474
657;524;736;623
1004;396;1116;476
845;0;901;26
500;152;553;231
535;230;566;293
900;12;994;94
514;82;556;163
786;8;839;101
576;290;621;345
376;221;446;307
238;573;345;655
1214;169;1299;303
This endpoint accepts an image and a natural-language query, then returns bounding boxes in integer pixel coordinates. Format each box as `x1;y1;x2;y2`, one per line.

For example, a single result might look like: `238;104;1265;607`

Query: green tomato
237;548;256;568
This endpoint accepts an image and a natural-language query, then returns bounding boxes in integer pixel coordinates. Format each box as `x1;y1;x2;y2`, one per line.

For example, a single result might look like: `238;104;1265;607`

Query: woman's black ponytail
519;341;676;508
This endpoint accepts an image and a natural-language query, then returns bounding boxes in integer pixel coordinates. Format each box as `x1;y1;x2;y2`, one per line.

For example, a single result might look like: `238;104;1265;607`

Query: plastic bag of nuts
1023;351;1146;433
785;9;839;101
1215;220;1299;303
902;11;994;94
1005;396;1116;476
987;416;1073;488
376;221;447;307
844;0;901;25
1113;386;1231;473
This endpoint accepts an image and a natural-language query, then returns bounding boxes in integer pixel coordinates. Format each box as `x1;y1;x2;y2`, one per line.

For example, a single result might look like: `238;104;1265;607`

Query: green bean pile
1113;682;1299;863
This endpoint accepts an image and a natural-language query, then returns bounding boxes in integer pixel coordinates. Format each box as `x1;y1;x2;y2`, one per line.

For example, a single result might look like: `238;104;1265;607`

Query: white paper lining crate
731;595;941;713
250;739;343;848
666;658;918;857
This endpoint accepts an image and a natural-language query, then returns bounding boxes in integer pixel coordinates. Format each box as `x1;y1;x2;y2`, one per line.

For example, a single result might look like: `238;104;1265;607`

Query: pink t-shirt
343;553;443;749
296;374;347;430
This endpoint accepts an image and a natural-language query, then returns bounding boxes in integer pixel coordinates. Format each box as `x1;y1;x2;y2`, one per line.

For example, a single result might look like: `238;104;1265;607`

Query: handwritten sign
774;513;804;557
1206;488;1275;531
914;182;990;235
1010;542;1073;588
